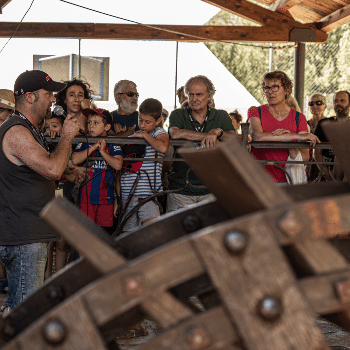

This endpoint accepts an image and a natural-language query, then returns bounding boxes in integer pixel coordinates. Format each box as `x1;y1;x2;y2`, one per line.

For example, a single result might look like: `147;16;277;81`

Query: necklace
186;106;210;132
14;110;50;154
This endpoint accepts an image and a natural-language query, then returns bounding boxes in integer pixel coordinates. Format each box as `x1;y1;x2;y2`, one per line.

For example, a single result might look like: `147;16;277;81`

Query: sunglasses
308;101;324;106
118;92;139;98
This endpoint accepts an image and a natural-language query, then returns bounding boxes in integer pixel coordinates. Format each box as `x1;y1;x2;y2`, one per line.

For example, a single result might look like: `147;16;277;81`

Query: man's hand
201;134;218;148
201;129;221;148
61;114;80;138
63;166;89;184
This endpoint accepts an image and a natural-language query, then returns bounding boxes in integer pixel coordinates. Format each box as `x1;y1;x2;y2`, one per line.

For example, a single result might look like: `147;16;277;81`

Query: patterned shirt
120;127;167;198
73;143;123;204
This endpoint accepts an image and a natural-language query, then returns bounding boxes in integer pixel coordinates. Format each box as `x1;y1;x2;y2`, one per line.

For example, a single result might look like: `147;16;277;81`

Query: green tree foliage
205;10;350;115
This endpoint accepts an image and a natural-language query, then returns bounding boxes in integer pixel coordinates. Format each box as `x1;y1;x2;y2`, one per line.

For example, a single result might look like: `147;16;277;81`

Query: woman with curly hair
54;78;93;134
45;79;93;278
248;71;320;184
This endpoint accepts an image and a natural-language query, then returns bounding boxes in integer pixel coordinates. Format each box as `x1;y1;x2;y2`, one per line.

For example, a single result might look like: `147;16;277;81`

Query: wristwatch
217;128;224;140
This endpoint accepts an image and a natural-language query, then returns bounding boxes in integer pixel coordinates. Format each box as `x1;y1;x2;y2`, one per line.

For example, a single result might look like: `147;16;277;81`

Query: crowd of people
0;68;344;317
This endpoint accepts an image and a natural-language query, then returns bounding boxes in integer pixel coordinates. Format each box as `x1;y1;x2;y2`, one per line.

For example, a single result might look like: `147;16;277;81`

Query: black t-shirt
314;117;336;161
111;110;140;133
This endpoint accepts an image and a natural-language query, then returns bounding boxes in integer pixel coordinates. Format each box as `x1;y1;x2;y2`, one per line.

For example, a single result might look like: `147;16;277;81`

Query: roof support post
294;42;305;113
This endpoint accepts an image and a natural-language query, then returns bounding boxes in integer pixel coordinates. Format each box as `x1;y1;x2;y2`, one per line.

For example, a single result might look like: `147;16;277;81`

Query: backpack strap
257;106;262;119
295;111;300;130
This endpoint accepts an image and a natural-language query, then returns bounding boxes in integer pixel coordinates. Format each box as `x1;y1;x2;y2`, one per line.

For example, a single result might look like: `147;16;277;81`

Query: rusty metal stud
123;275;144;297
47;285;65;304
279;210;304;238
182;215;202;233
1;324;16;337
186;325;211;350
43;319;66;345
258;296;282;320
224;231;248;254
335;279;350;303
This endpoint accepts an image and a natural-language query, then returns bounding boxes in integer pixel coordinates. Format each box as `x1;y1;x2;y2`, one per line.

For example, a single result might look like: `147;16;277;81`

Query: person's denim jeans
0;243;48;310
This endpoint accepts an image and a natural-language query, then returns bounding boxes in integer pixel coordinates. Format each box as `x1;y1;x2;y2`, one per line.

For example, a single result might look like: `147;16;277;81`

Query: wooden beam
0;22;328;43
316;3;350;33
202;0;327;42
202;0;310;29
0;0;12;13
269;0;304;12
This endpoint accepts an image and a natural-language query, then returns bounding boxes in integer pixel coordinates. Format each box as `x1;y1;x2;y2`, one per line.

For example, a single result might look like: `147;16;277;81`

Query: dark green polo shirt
168;107;235;196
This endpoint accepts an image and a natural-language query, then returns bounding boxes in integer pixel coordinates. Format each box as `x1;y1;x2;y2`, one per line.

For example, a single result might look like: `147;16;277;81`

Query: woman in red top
248;71;320;183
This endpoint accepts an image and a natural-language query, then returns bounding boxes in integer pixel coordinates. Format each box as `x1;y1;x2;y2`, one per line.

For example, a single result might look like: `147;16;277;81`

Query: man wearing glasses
314;91;350;181
111;80;140;136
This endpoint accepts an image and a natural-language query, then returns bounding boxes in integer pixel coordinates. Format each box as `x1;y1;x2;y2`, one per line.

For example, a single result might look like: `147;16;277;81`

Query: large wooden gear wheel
1;121;350;349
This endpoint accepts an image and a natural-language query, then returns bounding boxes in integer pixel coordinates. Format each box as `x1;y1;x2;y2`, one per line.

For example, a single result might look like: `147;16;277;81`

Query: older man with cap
111;79;140;136
0;70;81;315
0;89;15;125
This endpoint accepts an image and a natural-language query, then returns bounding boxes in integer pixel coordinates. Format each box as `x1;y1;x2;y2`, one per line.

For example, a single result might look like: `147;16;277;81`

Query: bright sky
0;0;258;113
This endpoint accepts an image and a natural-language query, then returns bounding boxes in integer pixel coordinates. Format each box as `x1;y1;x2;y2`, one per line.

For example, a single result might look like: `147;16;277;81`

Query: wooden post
294;42;305;113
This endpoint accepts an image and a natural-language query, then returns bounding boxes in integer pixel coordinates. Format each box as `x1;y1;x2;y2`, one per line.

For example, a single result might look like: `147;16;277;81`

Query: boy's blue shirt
73;142;123;204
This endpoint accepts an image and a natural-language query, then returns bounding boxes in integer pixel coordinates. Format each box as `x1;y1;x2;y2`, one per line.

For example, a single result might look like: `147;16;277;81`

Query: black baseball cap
14;70;67;96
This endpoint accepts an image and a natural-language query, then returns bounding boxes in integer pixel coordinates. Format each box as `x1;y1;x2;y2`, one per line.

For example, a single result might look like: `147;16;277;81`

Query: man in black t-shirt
111;80;140;136
314;91;350;181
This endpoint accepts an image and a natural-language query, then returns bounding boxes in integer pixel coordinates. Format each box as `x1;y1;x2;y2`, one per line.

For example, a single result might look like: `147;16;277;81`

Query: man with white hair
167;75;235;212
111;80;140;136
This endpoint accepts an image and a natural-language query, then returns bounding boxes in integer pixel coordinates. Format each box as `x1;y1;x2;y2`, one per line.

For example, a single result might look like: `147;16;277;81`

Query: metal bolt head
182;215;202;233
186;326;211;350
47;285;65;304
123;275;144;297
335;279;350;303
224;231;248;254
43;319;66;345
258;296;282;320
279;211;304;238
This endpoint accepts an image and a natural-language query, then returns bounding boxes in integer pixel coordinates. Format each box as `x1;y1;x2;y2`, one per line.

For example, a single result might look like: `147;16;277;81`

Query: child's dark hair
139;98;162;120
55;78;93;112
88;109;113;126
229;110;242;123
46;113;64;126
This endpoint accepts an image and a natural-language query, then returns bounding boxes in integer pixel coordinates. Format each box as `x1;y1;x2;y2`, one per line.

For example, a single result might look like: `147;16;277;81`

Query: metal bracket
290;28;316;42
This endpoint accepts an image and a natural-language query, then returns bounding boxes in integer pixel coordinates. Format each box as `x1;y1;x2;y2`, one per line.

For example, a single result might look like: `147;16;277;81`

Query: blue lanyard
14;110;50;154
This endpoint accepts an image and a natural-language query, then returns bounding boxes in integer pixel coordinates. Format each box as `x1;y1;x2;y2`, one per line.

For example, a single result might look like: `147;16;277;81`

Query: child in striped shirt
120;98;169;232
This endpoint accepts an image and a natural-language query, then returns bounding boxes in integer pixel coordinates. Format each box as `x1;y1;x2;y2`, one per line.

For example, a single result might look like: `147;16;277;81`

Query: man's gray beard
120;98;137;115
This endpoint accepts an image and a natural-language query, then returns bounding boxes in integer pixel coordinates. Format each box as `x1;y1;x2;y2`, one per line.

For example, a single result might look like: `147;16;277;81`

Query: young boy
71;108;123;228
120;98;169;232
43;113;64;139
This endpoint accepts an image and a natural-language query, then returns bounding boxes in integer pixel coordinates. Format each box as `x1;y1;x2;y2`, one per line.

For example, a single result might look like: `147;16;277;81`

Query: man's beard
335;104;350;118
120;97;137;115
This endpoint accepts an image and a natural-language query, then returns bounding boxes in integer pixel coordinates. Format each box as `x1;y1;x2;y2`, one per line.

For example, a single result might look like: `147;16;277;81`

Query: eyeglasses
308;101;324;106
263;84;282;93
118;92;139;98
